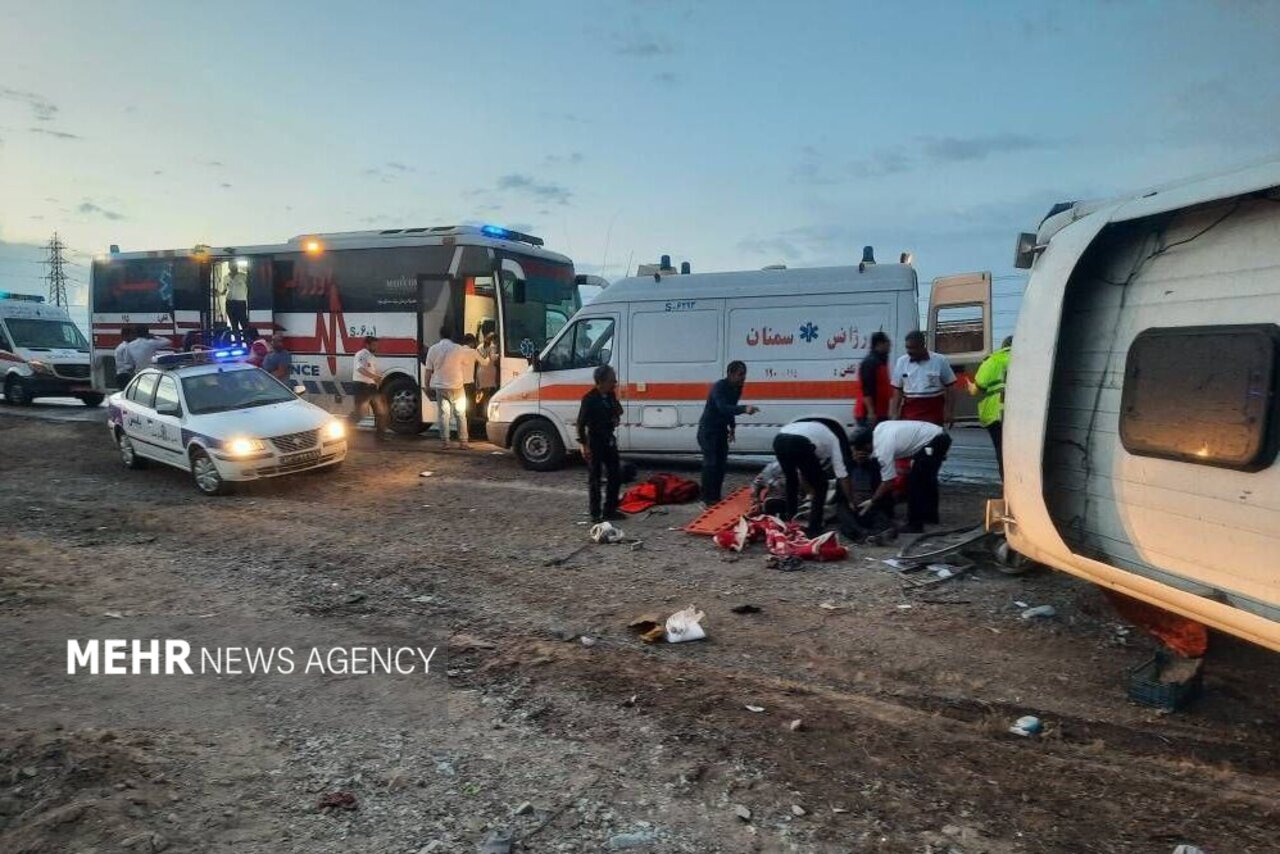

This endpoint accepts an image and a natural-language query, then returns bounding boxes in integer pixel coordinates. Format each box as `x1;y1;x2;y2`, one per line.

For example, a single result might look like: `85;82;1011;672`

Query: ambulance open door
927;272;992;423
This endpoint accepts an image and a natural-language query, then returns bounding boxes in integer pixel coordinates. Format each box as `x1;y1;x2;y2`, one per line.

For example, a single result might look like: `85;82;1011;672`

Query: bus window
498;255;579;359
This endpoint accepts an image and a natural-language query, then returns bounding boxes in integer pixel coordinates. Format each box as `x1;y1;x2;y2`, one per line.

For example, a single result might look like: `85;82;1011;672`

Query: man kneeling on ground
851;421;950;534
772;419;856;538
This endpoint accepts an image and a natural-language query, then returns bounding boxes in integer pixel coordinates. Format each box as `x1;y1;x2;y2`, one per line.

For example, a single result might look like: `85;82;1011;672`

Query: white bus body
997;160;1280;651
88;226;579;434
487;260;989;470
0;294;99;407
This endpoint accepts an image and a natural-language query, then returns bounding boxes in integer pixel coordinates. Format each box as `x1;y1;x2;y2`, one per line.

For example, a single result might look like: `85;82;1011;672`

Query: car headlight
324;420;346;441
28;359;52;375
226;437;266;457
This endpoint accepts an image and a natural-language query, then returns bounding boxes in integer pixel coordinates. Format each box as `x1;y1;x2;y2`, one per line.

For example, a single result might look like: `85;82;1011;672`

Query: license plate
280;449;320;466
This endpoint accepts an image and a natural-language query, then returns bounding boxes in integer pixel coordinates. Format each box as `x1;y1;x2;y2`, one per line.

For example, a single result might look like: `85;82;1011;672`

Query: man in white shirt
889;330;956;427
350;335;387;439
852;420;950;533
124;328;173;372
771;419;856;537
224;264;250;339
113;325;137;388
424;330;491;449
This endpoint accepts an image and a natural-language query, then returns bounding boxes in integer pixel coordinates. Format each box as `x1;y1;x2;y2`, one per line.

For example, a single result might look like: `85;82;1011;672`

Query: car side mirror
156;403;182;418
293;384;307;396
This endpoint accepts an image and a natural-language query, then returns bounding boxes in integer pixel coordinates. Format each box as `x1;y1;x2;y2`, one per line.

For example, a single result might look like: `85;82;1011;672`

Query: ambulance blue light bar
479;225;544;247
156;348;247;368
0;291;45;302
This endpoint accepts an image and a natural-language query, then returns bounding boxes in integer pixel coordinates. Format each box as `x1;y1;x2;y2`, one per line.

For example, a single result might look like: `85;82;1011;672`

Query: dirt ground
2;415;1279;854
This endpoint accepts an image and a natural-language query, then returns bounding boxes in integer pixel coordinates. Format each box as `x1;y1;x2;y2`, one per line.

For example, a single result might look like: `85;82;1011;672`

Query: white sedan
107;358;347;495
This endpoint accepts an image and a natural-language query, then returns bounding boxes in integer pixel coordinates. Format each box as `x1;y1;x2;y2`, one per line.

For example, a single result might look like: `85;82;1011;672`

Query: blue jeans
436;387;468;443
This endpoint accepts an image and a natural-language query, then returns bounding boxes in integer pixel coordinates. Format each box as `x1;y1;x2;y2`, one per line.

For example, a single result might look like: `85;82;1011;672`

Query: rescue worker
474;330;499;415
124;327;173;372
350;334;387;439
889;330;956;427
855;331;893;428
113;325;137;388
771;418;856;538
423;327;470;449
263;331;293;383
852;420;950;534
577;364;624;523
437;333;492;450
697;361;759;505
224;262;250;339
973;336;1012;481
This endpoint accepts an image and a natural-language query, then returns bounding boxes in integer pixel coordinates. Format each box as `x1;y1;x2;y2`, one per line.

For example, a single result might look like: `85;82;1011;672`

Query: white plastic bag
665;604;707;643
590;521;624;544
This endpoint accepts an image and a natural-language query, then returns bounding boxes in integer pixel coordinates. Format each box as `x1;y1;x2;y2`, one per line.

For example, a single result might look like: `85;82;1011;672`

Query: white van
486;257;989;470
993;160;1280;651
0;293;101;407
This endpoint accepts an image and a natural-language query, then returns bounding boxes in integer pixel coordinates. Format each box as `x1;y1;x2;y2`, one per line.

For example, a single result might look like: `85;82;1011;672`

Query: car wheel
77;393;105;407
512;418;566;471
117;429;147;469
5;376;32;406
384;376;424;435
190;448;230;496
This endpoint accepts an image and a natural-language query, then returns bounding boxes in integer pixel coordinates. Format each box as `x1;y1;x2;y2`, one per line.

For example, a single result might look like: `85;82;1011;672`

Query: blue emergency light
479;224;545;247
213;348;247;359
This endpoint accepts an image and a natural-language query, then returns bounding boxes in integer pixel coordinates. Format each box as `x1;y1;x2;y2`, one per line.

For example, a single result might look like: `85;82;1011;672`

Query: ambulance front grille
54;364;90;380
269;429;319;453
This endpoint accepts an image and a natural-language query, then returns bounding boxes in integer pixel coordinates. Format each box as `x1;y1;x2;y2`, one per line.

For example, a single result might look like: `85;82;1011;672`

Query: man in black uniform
576;364;625;523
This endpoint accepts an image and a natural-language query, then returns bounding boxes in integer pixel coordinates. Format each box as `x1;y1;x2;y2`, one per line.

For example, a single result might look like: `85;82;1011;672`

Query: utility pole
45;232;69;307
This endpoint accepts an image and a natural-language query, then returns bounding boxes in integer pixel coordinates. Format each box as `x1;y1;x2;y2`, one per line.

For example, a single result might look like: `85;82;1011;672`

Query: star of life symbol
799;322;819;343
519;338;536;358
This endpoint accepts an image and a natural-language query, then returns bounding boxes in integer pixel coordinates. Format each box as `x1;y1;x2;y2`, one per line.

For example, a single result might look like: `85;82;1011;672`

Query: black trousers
697;428;729;504
350;382;387;435
114;371;133;390
587;438;621;520
906;433;951;525
226;299;250;335
773;433;828;537
987;421;1004;482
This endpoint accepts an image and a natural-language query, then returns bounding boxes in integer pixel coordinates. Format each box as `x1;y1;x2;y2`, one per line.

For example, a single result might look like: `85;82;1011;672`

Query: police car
106;348;347;495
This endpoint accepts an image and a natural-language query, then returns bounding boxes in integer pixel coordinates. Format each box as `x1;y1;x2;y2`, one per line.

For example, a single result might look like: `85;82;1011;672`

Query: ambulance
485;252;991;470
0;293;101;407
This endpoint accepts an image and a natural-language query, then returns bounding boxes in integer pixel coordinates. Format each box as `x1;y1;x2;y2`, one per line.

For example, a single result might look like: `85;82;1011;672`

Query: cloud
364;161;416;182
653;71;679;86
615;33;677;57
0;87;57;122
791;146;912;185
219;182;232;189
385;161;413;172
29;127;81;140
77;201;125;221
849;148;913;178
544;152;585;166
206;160;225;168
919;133;1048;163
495;174;572;205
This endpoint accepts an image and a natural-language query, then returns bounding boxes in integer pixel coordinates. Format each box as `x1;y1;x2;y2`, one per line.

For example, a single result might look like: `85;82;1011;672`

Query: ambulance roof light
480;224;545;247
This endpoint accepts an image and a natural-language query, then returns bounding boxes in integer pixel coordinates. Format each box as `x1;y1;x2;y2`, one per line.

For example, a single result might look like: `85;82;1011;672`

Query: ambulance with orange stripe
0;293;100;407
486;251;991;470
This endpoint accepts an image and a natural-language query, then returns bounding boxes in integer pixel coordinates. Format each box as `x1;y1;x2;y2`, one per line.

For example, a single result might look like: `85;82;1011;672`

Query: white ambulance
486;253;990;470
0;293;101;407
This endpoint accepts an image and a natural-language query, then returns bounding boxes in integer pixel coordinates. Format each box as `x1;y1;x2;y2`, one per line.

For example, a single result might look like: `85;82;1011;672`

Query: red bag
619;473;700;514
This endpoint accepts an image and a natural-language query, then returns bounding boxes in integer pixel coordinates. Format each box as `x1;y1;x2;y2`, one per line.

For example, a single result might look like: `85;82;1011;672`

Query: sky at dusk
2;0;1279;339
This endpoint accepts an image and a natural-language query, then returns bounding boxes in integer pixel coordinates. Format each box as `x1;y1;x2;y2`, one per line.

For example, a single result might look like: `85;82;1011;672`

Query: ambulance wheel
116;429;147;470
190;448;230;496
384;377;424;435
77;393;104;407
5;376;32;406
512;418;565;471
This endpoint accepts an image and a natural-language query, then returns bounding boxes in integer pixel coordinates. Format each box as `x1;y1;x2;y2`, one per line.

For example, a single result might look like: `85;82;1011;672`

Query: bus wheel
77;393;105;407
384;377;423;435
5;376;32;406
512;418;565;471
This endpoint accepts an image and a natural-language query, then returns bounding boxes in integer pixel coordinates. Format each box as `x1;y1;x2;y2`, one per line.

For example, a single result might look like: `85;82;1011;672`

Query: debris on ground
734;804;753;822
664;604;707;643
1021;605;1057;619
1009;715;1043;737
730;604;762;614
744;704;765;713
478;829;514;853
317;790;358;812
788;718;804;732
590;521;625;544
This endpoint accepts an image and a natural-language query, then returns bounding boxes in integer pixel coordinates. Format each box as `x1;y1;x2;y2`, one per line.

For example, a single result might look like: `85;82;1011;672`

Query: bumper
486;420;511;448
215;441;348;481
20;377;94;397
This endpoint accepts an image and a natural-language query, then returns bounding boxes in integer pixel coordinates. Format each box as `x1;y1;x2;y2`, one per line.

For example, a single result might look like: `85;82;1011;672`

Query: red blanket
712;514;848;561
619;473;700;514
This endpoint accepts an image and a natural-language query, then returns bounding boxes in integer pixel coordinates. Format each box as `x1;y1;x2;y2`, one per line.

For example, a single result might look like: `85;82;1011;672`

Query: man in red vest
855;331;893;428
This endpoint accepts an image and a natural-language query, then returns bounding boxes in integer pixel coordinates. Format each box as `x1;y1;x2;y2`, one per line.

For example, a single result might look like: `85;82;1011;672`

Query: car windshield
181;368;295;414
5;318;90;351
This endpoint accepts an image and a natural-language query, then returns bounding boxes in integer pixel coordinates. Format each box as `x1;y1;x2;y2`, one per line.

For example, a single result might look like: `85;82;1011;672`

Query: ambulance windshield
498;255;579;360
6;318;90;351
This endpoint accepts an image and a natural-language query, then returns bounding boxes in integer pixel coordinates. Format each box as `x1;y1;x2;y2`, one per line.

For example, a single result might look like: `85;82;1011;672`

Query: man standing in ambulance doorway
697;361;759;506
889;330;956;428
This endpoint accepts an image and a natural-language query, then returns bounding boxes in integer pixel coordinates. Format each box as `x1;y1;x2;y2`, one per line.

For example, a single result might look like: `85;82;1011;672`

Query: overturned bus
992;160;1280;651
